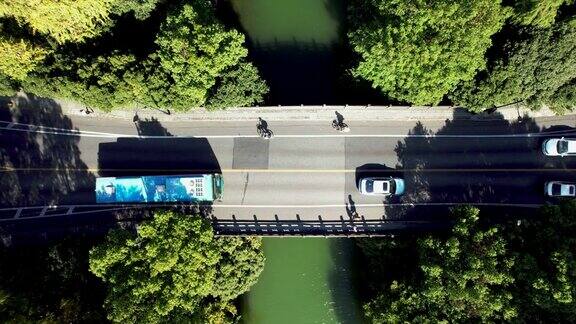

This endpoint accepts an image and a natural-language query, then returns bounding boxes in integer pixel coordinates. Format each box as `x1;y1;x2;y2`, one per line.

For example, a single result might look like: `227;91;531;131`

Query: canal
227;0;384;106
227;1;370;322
241;238;366;324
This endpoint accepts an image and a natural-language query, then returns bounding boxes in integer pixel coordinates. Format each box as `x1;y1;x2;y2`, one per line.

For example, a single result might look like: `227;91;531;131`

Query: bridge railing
212;217;451;237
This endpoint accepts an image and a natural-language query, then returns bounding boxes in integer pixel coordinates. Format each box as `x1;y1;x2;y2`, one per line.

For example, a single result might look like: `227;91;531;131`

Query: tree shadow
390;111;576;219
327;238;368;324
135;116;172;136
0;236;107;322
0;94;94;207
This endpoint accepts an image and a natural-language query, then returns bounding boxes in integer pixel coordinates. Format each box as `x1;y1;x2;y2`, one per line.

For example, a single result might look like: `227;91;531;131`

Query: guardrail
212;217;452;237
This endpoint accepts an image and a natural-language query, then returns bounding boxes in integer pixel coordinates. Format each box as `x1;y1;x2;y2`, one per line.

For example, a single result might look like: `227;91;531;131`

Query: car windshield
570;186;575;195
558;140;569;154
365;180;374;193
552;184;562;196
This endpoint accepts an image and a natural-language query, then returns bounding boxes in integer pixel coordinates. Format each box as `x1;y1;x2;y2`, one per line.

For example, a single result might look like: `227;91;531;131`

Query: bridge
0;98;574;237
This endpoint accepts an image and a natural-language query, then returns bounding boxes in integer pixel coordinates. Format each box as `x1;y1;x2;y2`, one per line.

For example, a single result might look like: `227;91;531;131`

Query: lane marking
1;167;576;173
0;202;542;222
2;121;576;139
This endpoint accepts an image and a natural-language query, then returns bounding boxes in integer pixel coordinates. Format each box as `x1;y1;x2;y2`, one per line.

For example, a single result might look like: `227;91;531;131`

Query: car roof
372;179;391;193
567;140;576;153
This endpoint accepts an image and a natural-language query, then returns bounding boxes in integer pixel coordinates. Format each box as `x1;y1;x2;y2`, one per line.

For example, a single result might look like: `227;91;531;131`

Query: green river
228;1;367;323
241;238;366;324
229;0;347;105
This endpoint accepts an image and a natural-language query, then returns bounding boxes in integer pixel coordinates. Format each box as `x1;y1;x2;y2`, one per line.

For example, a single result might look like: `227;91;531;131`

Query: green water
230;0;342;45
229;0;346;104
242;238;365;324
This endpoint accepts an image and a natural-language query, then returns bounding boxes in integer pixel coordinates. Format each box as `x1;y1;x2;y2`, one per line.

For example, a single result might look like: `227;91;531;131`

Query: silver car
542;138;576;156
545;181;576;197
359;177;405;196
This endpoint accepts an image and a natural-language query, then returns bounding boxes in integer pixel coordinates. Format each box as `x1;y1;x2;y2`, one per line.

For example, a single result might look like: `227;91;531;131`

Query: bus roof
96;174;215;203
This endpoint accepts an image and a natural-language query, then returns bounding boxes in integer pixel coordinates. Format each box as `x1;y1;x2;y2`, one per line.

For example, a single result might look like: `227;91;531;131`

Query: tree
208;62;269;109
89;211;265;323
348;0;510;105
110;0;163;20
0;239;107;323
0;0;114;44
511;0;571;27
452;21;576;113
364;206;517;322
510;200;576;322
153;1;248;109
0;36;48;81
21;51;142;111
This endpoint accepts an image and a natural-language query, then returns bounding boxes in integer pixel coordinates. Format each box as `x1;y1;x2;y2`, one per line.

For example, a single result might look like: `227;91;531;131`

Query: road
1;102;576;228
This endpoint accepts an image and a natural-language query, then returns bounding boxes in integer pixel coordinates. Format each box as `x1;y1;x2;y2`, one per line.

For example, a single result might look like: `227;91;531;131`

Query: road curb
41;95;571;122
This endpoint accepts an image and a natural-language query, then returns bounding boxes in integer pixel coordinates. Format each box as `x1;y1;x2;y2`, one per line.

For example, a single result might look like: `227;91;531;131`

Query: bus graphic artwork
95;174;223;203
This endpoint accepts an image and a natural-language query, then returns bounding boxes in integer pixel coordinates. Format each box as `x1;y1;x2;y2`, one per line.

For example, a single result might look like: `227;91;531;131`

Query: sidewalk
52;97;565;122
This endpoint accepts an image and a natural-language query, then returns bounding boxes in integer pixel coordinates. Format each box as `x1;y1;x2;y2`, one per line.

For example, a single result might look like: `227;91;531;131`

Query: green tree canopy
0;36;47;81
208;62;269;109
154;1;248;108
364;206;517;323
348;0;510;105
110;0;163;20
511;0;571;27
17;0;268;111
20;51;142;111
451;21;576;113
0;0;114;44
0;239;106;323
510;200;576;321
89;211;265;323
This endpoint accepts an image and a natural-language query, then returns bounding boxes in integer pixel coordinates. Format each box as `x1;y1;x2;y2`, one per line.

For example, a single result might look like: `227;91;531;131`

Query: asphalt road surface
1;104;576;226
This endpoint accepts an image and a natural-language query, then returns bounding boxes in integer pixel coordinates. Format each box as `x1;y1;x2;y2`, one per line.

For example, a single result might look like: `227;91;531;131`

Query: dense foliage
0;0;114;44
89;210;265;323
452;21;576;113
0;0;268;110
511;200;576;321
0;239;106;323
511;0;571;27
208;62;270;109
360;201;576;323
362;206;516;322
348;0;510;105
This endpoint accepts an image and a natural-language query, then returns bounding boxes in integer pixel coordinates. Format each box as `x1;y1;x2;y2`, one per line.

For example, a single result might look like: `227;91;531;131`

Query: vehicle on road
359;177;405;196
542;138;576;156
95;174;223;203
332;120;350;133
545;181;576;197
257;126;274;139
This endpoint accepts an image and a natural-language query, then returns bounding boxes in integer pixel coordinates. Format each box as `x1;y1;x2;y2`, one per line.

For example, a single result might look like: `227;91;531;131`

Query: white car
545;181;576;197
542;138;576;156
359;177;405;196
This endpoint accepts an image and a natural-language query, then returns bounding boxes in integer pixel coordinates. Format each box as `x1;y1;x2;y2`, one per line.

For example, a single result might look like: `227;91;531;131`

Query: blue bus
95;174;223;204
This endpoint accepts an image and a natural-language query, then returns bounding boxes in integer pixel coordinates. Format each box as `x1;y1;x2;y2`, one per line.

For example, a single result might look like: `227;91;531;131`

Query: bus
95;174;223;204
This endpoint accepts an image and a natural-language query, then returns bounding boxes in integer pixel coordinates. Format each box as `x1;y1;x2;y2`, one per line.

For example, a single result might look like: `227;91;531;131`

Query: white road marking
0;202;542;212
1;121;576;139
0;202;541;222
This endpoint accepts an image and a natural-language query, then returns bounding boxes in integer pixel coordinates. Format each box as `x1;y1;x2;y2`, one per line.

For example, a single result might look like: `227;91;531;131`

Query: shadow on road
354;163;397;188
0;95;94;208
98;118;221;177
389;111;576;219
